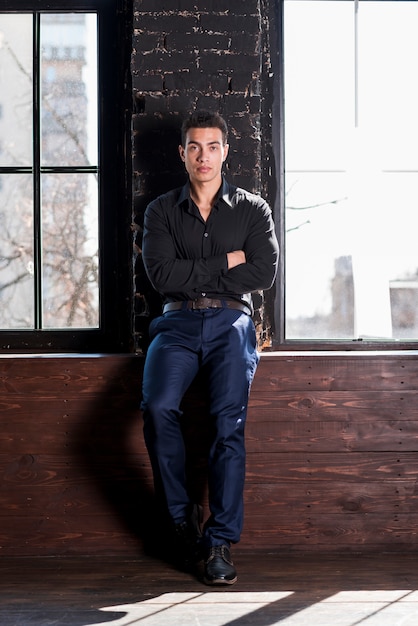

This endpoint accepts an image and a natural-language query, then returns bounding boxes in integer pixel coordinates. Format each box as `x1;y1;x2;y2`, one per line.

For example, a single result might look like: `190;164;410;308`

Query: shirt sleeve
142;198;228;296
201;199;279;294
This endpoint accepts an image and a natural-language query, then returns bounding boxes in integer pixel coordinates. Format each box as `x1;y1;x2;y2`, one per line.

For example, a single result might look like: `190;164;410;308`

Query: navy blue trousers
141;306;259;547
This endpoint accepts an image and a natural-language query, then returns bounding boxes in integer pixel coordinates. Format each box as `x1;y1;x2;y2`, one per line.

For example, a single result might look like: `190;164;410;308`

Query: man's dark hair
181;110;229;146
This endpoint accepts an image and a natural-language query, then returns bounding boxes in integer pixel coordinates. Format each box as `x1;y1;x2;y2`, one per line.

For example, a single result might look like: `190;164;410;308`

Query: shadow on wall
72;357;155;555
132;109;187;208
72;357;212;562
132;113;188;350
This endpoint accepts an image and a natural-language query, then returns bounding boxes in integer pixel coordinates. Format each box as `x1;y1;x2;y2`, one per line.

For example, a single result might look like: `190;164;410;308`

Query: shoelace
208;545;232;563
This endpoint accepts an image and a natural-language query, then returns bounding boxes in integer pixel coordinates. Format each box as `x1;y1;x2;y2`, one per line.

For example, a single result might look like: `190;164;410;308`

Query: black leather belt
163;297;251;315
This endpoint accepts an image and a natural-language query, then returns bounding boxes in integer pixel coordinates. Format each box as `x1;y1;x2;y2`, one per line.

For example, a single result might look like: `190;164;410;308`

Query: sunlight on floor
93;590;418;626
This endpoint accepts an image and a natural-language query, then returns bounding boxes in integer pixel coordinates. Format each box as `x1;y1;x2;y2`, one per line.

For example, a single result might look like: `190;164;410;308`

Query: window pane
0;174;34;328
41;14;98;167
284;0;418;341
0;15;33;167
285;172;352;339
42;173;99;329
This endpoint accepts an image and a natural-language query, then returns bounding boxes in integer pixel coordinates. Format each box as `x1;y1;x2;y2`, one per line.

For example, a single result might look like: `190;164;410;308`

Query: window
0;0;132;351
281;0;418;348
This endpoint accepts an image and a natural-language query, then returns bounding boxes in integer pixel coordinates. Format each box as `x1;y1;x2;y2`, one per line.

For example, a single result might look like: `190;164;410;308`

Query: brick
135;13;197;33
195;94;221;111
228;114;261;138
166;94;197;114
134;49;198;73
229;173;260;195
225;72;251;94
132;33;162;53
209;72;230;94
133;93;146;114
200;13;259;34
227;152;258;172
163;70;190;92
249;94;261;114
223;93;261;115
193;68;231;93
198;51;259;74
193;68;226;92
231;32;259;54
222;94;251;115
227;0;260;14
195;0;229;11
136;0;200;10
161;68;228;95
132;112;181;136
199;0;259;13
166;32;230;52
136;74;164;92
142;94;170;114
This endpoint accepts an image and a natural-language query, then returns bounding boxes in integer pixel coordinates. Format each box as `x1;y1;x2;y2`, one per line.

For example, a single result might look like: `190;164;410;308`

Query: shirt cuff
206;254;228;275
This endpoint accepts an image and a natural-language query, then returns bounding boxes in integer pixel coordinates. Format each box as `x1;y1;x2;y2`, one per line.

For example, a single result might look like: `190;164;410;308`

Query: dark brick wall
132;0;277;352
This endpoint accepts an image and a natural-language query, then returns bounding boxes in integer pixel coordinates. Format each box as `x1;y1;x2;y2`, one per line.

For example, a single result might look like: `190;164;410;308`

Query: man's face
179;126;229;185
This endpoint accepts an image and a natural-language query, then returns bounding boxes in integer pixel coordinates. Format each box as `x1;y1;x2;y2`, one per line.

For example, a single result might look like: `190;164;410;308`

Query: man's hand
227;250;246;269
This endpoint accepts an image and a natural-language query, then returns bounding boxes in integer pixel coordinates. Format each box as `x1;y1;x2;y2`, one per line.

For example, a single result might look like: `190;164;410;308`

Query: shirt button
204;232;208;237
202;292;206;296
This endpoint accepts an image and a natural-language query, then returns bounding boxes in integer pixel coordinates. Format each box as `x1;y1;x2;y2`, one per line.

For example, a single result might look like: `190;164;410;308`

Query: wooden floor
2;551;418;625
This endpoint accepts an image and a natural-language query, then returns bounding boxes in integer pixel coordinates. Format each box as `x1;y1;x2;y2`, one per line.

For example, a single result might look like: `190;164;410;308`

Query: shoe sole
203;576;237;586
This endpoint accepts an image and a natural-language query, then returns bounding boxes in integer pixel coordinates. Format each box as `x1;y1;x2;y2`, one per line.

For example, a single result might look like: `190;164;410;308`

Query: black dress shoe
173;504;203;568
203;545;237;585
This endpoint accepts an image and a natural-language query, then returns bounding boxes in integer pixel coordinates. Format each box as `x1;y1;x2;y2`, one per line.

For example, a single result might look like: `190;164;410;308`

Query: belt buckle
192;297;211;309
192;297;205;309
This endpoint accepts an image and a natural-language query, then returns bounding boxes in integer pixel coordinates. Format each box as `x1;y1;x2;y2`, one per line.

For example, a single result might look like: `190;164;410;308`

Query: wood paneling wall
1;353;418;556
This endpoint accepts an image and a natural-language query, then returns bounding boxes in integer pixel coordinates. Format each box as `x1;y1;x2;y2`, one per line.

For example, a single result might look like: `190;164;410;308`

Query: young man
141;110;279;585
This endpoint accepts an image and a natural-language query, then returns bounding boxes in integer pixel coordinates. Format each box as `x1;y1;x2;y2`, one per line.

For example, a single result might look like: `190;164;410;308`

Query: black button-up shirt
142;178;279;312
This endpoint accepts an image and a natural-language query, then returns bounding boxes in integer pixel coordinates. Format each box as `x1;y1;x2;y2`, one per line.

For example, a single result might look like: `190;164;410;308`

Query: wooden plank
3;353;418;395
0;356;143;395
243;481;418;514
0;411;145;454
3;476;417;521
0;454;153;487
245;420;418;452
3;512;418;554
0;395;141;416
6;395;417;455
0;526;143;556
2;480;416;518
0;486;154;519
247;390;418;421
4;451;417;491
254;354;418;391
245;452;418;482
242;513;418;550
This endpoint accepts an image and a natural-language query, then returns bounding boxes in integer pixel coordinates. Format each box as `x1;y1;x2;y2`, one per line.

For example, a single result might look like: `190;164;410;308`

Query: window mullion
33;11;42;330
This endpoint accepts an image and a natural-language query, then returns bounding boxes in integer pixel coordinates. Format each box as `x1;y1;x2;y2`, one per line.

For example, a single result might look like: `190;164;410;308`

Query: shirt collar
176;177;234;209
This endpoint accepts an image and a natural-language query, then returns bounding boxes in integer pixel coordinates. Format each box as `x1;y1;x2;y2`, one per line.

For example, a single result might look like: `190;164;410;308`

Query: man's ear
222;143;230;162
179;144;185;161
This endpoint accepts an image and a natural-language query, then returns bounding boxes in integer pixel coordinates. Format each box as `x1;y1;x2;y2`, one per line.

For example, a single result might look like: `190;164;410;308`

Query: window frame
270;0;418;352
0;0;133;352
